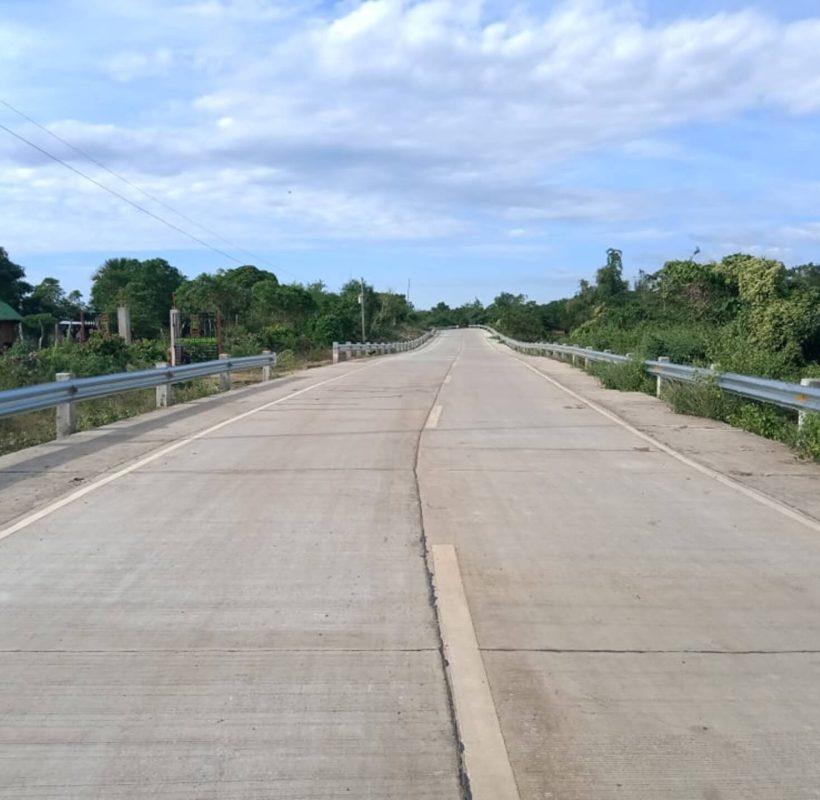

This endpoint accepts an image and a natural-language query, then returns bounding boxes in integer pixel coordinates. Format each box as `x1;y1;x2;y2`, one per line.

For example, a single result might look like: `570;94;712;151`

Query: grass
586;358;656;394
0;378;220;457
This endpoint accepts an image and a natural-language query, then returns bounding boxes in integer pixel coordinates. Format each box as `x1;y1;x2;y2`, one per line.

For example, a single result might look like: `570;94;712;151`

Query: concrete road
0;338;463;800
420;331;820;800
2;329;820;799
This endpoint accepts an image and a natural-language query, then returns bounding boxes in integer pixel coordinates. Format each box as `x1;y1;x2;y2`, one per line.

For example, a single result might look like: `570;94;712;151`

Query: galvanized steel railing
332;330;435;362
0;352;277;437
473;325;820;417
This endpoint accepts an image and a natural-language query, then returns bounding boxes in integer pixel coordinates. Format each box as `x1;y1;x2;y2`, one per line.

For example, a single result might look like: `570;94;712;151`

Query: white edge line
425;404;443;430
511;355;820;535
0;363;378;543
432;544;520;800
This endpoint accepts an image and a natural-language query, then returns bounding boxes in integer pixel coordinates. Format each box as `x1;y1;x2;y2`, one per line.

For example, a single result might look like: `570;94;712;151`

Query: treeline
4;245;820;383
420;249;820;381
1;247;418;355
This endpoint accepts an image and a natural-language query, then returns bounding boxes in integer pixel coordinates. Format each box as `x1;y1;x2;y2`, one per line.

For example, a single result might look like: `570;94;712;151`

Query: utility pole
359;277;366;342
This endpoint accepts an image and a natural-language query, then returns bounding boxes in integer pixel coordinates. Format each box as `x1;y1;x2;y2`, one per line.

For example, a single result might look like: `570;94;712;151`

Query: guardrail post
262;351;273;382
799;378;820;430
656;356;670;398
219;353;232;391
584;347;592;369
332;342;340;364
55;372;76;438
155;362;171;408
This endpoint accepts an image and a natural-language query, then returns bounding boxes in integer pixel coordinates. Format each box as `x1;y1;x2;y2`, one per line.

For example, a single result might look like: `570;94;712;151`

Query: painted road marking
444;374;452;385
0;363;380;544
432;544;520;800
425;404;443;429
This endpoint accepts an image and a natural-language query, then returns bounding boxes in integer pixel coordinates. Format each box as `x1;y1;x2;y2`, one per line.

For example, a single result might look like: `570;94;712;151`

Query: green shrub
260;324;298;352
664;379;736;421
726;401;797;445
797;413;820;460
588;359;655;394
225;328;262;357
179;337;218;363
128;339;167;367
275;349;297;370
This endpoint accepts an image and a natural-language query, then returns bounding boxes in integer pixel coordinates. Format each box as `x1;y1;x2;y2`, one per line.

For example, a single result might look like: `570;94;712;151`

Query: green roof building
0;300;23;348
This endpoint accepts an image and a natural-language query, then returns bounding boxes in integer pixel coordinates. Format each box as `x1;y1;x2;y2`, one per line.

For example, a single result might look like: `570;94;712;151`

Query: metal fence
473;325;820;418
332;330;435;362
0;352;277;437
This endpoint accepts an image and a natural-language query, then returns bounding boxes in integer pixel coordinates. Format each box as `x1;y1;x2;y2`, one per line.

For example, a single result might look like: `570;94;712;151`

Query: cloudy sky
2;0;820;307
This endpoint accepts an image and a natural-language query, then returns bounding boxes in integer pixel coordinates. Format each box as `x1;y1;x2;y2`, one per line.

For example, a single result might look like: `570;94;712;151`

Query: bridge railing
0;352;277;437
332;330;435;363
473;325;820;421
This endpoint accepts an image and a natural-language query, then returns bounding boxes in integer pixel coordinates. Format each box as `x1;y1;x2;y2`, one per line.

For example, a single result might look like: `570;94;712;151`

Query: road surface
1;329;819;799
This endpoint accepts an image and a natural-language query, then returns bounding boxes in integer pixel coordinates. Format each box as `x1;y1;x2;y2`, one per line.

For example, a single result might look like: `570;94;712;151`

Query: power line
0;99;283;272
0;121;250;264
0;102;296;278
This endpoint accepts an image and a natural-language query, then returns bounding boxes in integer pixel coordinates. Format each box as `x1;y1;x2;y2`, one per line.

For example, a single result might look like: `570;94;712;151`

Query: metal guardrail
0;352;277;437
473;325;820;417
332;330;435;362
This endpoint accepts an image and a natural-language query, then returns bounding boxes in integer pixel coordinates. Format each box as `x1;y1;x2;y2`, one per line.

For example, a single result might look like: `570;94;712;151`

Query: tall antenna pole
407;278;410;302
360;277;366;343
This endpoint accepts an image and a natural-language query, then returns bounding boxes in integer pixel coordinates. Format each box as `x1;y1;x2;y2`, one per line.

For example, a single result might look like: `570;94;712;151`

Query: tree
787;263;820;292
0;247;31;309
91;257;184;338
372;292;412;335
177;265;278;325
595;248;628;299
500;302;544;341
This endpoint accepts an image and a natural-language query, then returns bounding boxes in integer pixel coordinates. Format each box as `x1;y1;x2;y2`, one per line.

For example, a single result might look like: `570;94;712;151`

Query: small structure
57;318;97;342
0;300;23;349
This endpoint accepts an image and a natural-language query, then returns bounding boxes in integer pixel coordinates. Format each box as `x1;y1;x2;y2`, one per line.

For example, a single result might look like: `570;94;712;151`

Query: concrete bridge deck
1;329;819;799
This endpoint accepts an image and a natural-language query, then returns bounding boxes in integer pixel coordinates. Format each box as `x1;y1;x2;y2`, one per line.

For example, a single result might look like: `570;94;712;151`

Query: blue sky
2;0;820;308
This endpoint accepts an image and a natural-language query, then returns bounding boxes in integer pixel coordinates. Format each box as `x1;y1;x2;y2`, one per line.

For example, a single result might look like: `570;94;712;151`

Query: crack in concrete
411;340;474;800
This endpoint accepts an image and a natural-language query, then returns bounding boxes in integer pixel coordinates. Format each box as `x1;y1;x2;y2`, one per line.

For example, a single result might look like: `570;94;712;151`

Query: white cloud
105;48;176;82
781;223;820;242
3;0;820;263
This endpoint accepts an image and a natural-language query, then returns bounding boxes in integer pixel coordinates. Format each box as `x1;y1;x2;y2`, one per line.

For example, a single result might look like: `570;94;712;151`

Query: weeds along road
1;329;820;799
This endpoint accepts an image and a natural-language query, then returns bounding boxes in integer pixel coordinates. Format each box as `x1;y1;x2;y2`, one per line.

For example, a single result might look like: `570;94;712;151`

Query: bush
664;379;736;421
128;339;167;367
275;349;297;370
588;359;655;394
225;327;262;357
797;413;820;460
179;337;218;363
259;324;298;352
726;402;797;445
310;314;346;346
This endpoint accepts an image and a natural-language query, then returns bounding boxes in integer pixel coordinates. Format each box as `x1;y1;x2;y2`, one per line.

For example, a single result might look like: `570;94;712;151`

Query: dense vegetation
421;248;820;382
1;244;819;458
0;247;418;382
